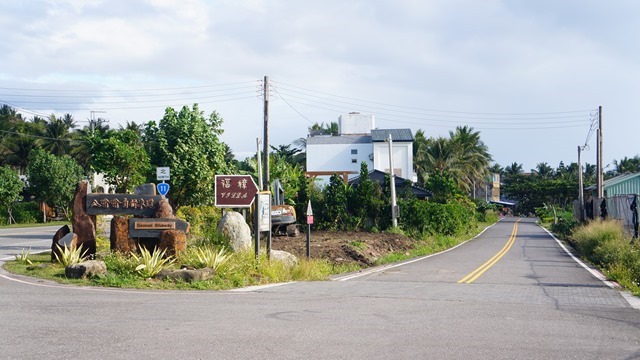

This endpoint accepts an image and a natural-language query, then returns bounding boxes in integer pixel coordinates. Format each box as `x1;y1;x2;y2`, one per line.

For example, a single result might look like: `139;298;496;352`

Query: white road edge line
538;224;640;310
333;220;500;282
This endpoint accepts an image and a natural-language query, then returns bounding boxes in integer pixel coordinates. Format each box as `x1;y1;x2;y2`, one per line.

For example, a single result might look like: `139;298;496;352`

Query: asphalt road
0;226;59;261
1;218;639;359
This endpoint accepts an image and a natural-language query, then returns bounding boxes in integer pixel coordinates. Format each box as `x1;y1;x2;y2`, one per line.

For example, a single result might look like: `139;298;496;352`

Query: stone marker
111;216;137;253
158;230;187;257
72;181;96;257
85;194;162;217
51;225;71;261
134;183;157;196
154;198;175;219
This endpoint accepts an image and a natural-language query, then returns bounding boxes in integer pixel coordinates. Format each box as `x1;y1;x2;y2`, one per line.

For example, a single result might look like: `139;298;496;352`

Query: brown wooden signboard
214;175;259;208
129;218;189;238
86;194;162;216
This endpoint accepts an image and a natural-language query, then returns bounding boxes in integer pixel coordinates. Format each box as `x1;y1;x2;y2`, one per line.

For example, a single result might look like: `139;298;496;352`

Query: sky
1;0;639;173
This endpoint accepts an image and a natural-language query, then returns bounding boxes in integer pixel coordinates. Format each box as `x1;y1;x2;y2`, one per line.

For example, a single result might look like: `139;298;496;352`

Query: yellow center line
457;219;520;284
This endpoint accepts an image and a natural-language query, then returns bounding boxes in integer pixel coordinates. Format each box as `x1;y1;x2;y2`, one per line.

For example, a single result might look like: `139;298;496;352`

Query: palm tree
41;114;76;156
488;163;503;175
533;162;554;178
613;156;640;175
449;126;492;192
503;162;523;177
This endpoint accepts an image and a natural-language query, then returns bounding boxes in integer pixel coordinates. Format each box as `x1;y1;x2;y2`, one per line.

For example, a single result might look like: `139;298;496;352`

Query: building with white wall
306;113;415;185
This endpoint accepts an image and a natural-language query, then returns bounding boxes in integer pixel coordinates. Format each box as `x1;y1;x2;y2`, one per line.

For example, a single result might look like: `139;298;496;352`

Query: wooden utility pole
262;76;270;191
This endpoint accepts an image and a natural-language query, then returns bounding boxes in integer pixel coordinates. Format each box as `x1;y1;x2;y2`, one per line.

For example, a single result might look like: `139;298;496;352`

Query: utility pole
578;145;585;222
262;76;270;192
597;106;603;200
388;134;398;227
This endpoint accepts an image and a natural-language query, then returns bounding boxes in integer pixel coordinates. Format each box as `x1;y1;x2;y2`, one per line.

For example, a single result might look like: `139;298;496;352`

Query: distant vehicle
270;179;299;236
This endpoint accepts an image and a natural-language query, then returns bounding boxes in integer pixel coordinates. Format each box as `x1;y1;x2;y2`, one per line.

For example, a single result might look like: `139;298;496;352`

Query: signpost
306;200;313;258
156;167;170;181
214;175;259;208
157;182;170;197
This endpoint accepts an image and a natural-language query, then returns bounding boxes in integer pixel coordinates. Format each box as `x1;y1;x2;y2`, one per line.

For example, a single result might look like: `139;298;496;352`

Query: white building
306;113;415;185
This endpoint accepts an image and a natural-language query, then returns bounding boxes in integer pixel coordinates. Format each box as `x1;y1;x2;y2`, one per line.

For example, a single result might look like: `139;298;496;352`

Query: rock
51;225;71;261
270;250;298;267
57;233;78;248
158;230;187;257
72;181;97;257
156;268;216;282
134;183;157;196
110;216;137;253
65;260;107;279
217;211;252;251
154;198;175;219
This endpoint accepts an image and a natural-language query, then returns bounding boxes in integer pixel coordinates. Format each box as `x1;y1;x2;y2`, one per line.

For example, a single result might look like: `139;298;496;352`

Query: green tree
0;166;24;224
144;104;232;208
41;114;76;156
26;149;84;221
322;174;350;229
90;129;150;193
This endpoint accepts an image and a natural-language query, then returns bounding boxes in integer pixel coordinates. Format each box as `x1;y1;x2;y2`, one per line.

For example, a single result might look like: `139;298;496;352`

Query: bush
176;205;222;238
550;211;578;239
8;201;40;224
399;198;475;238
570;220;640;294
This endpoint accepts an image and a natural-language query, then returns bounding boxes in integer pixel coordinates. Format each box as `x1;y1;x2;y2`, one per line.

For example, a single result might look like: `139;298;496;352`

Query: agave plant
130;247;175;278
196;247;229;271
14;248;33;265
54;244;88;267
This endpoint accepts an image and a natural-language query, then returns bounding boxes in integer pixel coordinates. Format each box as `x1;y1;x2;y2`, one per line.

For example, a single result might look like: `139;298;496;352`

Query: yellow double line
457;219;520;284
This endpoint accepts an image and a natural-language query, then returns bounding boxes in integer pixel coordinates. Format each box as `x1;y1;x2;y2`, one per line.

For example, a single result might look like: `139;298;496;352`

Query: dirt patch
271;231;416;267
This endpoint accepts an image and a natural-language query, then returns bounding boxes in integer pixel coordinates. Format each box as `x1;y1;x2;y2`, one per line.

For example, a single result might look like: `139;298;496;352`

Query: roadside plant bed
4;219;497;290
3;249;343;290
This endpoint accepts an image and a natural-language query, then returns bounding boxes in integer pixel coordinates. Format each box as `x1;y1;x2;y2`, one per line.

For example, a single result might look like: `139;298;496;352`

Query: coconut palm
41;114;76;156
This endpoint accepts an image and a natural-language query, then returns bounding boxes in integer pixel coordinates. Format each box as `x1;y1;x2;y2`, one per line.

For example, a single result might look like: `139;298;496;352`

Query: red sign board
215;175;259;208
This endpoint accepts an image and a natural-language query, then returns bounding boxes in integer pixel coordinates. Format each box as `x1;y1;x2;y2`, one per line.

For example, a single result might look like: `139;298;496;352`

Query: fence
576;194;639;238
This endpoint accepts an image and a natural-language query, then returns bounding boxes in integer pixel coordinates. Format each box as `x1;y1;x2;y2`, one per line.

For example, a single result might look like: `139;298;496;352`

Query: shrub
10;202;40;224
551;211;578;239
176;205;222;238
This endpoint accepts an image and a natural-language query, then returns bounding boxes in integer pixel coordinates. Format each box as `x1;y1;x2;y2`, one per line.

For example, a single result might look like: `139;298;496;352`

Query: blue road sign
157;182;170;196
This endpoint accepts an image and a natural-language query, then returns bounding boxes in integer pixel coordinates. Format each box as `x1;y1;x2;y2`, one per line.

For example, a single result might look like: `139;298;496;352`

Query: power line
0;80;258;92
272;80;595;116
0;129;87;143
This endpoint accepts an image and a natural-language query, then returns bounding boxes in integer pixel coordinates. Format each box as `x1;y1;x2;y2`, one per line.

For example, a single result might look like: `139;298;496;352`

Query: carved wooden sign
86;194;162;216
129;218;189;238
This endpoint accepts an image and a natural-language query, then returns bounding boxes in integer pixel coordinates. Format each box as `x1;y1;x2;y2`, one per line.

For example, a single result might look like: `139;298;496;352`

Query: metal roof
306;135;371;145
371;129;414;142
585;172;640;195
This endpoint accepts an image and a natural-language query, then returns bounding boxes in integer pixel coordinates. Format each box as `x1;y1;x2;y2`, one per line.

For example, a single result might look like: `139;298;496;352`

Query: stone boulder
156;268;216;282
65;260;107;279
154;198;175;219
158;230;187;257
134;183;157;196
270;250;298;267
217;211;252;251
72;181;96;257
51;225;71;261
110;216;137;254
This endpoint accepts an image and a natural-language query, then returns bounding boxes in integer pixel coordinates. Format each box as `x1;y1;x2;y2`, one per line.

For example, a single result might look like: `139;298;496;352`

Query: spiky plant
196;247;229;271
14;248;33;265
130;247;175;278
54;244;88;267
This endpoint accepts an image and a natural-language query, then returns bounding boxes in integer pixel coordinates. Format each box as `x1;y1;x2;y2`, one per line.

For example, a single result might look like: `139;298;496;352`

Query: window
351;149;358;155
351;159;358;163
